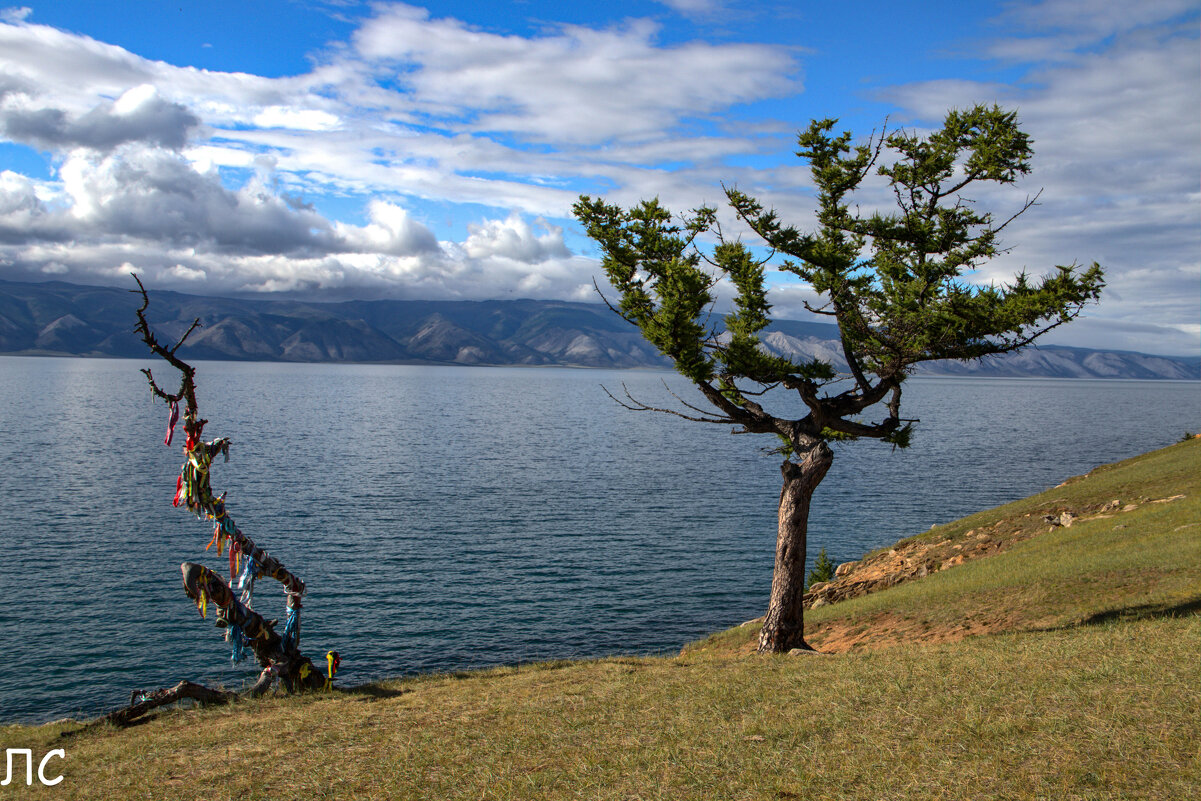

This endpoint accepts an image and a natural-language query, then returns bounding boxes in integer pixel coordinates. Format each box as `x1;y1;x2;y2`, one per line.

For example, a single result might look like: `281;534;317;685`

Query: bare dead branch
602;382;736;425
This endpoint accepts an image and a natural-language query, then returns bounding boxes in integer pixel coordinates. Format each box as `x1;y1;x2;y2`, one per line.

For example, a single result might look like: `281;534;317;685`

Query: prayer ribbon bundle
137;280;337;693
159;399;335;687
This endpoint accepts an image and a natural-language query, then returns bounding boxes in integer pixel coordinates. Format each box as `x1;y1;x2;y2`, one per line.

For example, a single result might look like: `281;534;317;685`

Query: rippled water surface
1;355;1197;722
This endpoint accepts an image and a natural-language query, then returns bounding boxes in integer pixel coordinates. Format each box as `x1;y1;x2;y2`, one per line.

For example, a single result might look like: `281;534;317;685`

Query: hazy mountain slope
1;279;1196;378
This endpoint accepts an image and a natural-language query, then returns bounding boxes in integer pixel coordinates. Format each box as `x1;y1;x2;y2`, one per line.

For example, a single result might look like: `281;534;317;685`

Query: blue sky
0;0;1197;355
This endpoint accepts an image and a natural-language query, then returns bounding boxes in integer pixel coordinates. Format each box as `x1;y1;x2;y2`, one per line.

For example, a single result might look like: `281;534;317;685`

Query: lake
0;355;1197;723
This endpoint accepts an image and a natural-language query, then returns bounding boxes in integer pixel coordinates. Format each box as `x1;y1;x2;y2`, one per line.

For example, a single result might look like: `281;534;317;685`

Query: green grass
4;439;1199;800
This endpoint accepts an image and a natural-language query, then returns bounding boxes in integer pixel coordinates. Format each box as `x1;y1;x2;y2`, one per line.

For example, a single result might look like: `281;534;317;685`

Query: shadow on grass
1079;597;1201;625
342;683;410;700
1037;597;1201;633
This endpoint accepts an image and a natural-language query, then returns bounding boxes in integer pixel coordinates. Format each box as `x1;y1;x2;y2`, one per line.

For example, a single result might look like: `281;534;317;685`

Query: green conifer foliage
574;105;1104;652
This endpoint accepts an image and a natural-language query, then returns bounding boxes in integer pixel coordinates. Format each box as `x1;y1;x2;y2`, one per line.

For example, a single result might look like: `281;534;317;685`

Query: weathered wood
103;681;237;727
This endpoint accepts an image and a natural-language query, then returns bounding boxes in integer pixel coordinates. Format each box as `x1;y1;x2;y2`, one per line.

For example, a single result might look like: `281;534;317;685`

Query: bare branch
660;378;727;419
992;188;1043;238
602;383;737;425
592;277;636;326
171;317;203;355
803;299;838;316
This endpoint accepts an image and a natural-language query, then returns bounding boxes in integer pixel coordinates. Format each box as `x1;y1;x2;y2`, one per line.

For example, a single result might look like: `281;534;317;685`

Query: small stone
975;532;991;541
915;565;929;578
1122;504;1138;512
811;597;829;609
965;529;975;538
1059;512;1075;527
835;561;857;577
952;543;962;550
808;582;829;594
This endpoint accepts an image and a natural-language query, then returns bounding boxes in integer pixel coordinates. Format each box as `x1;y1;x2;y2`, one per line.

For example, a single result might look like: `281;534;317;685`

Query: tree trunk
757;441;834;653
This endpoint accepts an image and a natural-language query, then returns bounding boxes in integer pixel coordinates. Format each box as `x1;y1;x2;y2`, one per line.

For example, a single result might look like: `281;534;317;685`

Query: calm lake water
0;355;1197;723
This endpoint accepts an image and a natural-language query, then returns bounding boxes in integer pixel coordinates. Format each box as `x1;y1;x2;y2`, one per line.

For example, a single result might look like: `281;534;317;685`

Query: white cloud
987;0;1200;61
0;6;30;24
463;213;570;263
336;199;440;256
655;0;727;16
350;4;797;145
252;105;341;131
0;142;597;301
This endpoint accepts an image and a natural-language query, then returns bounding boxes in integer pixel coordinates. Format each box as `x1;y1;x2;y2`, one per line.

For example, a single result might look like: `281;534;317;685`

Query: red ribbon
229;541;241;582
164;401;180;446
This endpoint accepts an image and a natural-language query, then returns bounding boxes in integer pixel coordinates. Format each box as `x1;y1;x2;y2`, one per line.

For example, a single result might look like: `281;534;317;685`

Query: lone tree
574;105;1104;653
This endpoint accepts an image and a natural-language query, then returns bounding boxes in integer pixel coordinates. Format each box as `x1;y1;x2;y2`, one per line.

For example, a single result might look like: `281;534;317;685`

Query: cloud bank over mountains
0;1;1196;355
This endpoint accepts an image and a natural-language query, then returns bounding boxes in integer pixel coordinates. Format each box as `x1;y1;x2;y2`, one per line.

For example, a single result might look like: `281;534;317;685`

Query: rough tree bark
758;441;834;653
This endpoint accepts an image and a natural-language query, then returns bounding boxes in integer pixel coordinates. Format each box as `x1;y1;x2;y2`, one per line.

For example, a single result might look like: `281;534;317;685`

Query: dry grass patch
5;616;1198;800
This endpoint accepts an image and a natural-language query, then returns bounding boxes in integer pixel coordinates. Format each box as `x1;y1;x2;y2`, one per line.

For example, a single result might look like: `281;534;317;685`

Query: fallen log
104;681;237;727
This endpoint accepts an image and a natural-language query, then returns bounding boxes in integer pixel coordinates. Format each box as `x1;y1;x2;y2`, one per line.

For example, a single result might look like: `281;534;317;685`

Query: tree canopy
573;104;1104;652
575;105;1104;453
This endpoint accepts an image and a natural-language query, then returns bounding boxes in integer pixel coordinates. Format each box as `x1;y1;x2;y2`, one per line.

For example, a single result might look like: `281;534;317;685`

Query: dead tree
98;277;339;726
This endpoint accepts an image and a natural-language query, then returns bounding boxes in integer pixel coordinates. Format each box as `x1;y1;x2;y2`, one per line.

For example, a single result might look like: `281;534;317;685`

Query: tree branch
602;383;737;425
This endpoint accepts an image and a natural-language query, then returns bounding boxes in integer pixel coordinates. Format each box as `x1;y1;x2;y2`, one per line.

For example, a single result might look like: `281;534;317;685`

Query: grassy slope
5;439;1199;800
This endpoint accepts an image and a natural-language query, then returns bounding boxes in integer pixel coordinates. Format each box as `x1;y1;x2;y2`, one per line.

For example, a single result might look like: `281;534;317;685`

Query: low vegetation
5;438;1198;800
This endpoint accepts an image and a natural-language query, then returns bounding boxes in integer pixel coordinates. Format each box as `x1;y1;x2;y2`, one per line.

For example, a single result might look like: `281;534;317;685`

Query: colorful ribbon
324;650;341;690
164;401;179;446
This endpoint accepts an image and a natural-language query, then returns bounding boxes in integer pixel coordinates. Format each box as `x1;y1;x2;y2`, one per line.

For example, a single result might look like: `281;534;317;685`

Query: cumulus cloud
336;200;441;256
0;144;596;301
51;147;340;255
462;213;571;263
1;84;200;151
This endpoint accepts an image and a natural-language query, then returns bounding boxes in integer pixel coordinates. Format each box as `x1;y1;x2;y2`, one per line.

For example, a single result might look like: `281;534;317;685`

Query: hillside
6;438;1198;799
3;277;1198;378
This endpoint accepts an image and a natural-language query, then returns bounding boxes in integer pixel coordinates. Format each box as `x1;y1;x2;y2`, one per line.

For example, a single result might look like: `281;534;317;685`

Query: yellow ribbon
325;651;337;690
198;587;207;619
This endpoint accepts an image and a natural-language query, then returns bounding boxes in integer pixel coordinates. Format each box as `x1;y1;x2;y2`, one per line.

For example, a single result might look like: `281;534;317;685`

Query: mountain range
1;278;1197;380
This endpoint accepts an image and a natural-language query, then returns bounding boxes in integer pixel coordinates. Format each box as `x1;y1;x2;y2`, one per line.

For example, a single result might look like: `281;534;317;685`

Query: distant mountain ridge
1;278;1197;380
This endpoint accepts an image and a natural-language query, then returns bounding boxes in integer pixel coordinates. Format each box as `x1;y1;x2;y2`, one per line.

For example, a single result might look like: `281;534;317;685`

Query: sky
0;0;1197;356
